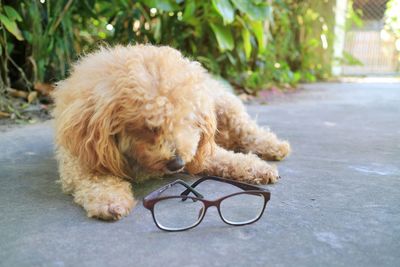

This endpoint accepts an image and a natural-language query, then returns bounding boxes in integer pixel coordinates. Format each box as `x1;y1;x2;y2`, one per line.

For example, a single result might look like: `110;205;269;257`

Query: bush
385;0;400;45
0;0;333;118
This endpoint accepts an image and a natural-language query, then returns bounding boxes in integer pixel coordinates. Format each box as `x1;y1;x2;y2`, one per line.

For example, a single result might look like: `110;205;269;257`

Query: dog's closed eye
149;127;161;135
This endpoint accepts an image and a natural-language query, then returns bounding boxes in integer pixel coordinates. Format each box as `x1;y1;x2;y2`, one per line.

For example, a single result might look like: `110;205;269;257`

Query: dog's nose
166;156;185;172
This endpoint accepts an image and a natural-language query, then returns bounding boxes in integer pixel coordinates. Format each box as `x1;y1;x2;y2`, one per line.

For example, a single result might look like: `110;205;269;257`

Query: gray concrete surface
1;82;399;267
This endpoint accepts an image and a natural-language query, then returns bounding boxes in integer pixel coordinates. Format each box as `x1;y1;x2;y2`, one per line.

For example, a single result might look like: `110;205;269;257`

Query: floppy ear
186;112;217;174
56;100;129;178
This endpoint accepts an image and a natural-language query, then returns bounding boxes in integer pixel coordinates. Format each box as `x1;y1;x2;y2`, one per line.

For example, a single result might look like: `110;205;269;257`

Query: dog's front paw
83;195;136;221
235;154;279;185
249;164;279;185
273;141;291;161
259;141;291;161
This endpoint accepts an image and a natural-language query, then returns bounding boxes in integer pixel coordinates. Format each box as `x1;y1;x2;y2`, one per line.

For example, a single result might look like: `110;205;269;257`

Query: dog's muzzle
166;156;185;172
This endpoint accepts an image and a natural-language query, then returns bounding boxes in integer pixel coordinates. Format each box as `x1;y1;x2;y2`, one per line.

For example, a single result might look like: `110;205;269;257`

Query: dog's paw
259;141;291;161
223;152;280;185
85;196;136;221
250;164;279;185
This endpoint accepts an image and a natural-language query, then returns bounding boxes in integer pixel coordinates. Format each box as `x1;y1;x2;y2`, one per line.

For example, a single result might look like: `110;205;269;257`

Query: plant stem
49;0;74;35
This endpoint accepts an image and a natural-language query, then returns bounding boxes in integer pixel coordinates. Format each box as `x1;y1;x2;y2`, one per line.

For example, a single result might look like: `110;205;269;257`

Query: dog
53;45;290;220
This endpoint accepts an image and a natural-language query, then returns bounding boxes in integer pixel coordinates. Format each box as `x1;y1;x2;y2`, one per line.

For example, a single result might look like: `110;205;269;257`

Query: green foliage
384;0;400;68
212;0;235;24
385;0;400;39
0;11;23;41
0;0;333;117
346;0;363;29
210;23;234;51
341;51;363;66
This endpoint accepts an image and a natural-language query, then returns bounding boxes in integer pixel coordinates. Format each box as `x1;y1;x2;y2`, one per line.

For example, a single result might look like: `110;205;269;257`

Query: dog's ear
56;100;129;178
186;112;217;174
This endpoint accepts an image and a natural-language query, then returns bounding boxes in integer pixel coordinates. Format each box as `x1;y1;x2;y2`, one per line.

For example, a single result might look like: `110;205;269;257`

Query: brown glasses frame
143;175;271;231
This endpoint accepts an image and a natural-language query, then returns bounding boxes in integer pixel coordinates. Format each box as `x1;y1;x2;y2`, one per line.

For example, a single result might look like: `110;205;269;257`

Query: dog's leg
56;148;136;220
203;145;279;184
215;91;290;161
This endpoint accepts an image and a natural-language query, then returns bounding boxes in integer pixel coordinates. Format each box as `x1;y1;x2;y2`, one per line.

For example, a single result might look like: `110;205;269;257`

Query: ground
0;81;399;267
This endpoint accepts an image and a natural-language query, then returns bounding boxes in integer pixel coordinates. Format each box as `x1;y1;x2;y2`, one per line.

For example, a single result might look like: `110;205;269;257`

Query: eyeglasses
143;176;271;231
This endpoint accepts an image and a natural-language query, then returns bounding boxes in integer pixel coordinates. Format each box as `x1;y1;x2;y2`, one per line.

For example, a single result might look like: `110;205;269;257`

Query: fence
342;0;399;75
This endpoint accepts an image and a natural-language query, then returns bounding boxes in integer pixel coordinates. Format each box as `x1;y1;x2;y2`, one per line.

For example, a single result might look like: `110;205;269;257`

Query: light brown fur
53;45;290;220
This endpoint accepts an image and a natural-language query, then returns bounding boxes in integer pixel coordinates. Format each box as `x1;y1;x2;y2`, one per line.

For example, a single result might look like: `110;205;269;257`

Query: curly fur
53;44;290;220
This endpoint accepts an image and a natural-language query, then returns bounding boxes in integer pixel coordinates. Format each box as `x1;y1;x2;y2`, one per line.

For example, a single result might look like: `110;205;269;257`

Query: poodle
53;45;290;220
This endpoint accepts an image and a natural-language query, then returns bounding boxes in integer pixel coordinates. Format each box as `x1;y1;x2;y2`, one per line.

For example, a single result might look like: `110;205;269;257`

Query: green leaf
182;0;196;22
0;14;24;41
342;51;363;66
210;23;234;51
250;20;265;53
117;0;129;8
153;19;162;42
212;0;235;24
4;6;23;22
231;0;272;21
7;41;14;54
143;0;178;12
242;27;251;59
22;30;33;43
196;56;220;73
226;51;237;65
293;72;302;83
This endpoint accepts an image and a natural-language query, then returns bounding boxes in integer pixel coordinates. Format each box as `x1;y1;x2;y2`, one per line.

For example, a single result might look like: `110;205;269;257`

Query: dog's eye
149;127;161;135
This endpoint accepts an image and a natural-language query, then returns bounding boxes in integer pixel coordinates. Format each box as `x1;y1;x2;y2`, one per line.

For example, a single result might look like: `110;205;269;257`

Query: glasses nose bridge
203;200;219;210
200;201;223;224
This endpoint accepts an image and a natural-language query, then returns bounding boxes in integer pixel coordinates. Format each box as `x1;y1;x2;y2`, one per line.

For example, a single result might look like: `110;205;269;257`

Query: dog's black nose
166;156;185;172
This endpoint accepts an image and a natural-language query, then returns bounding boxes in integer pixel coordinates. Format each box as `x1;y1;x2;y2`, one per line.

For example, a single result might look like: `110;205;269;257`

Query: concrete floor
0;82;399;267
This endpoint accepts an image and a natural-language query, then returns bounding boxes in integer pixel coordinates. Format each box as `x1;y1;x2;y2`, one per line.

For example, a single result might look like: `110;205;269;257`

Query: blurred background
0;0;399;121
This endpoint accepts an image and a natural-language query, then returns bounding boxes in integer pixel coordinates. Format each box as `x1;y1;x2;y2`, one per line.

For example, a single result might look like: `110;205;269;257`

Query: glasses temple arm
144;179;204;202
180;176;265;197
174;180;204;199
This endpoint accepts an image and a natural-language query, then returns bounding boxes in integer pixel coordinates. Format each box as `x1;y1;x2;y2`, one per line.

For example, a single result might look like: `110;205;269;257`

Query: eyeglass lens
153;197;205;230
219;192;265;225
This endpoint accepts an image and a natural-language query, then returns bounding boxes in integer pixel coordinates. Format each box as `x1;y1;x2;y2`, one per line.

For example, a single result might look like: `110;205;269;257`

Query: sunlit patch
106;24;114;31
321;34;328;49
348;165;398;176
150;8;157;15
323;121;336;127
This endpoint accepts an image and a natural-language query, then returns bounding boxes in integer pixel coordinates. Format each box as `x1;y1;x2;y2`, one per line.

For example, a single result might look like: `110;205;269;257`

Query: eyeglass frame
143;175;271;232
